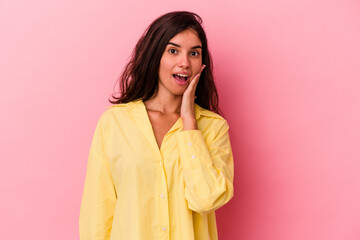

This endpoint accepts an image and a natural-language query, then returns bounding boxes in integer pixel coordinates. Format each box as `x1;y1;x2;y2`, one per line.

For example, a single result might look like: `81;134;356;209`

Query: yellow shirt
79;99;234;240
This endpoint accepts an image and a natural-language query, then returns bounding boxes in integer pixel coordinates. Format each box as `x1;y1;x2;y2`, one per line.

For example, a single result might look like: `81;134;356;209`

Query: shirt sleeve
174;119;234;215
79;114;117;240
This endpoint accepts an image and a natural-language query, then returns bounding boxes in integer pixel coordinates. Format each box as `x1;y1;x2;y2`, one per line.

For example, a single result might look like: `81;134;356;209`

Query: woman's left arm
174;119;234;215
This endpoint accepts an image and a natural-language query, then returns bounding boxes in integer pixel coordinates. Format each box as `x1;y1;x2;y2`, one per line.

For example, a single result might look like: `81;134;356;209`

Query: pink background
1;0;359;239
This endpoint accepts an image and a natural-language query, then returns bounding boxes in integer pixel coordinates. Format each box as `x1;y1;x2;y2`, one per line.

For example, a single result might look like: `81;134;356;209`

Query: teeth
175;74;188;78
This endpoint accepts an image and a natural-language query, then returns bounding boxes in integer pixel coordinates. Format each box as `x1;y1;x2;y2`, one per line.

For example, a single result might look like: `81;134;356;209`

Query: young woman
79;11;234;240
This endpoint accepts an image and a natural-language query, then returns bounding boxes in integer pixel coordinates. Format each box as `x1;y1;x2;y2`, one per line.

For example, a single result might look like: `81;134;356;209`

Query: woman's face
158;28;203;97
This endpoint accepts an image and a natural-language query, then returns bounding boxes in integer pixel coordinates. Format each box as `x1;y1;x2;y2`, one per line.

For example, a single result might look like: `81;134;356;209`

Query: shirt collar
106;98;222;121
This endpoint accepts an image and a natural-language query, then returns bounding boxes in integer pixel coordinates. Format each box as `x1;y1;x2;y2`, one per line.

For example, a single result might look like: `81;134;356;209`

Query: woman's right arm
79;114;117;240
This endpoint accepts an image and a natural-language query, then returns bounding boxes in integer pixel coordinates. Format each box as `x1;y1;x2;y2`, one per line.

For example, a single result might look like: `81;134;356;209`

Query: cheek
158;61;165;76
159;58;172;74
158;61;173;83
192;59;202;72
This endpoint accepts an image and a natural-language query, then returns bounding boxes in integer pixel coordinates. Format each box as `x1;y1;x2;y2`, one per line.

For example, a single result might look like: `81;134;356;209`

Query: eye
168;48;178;54
190;51;200;56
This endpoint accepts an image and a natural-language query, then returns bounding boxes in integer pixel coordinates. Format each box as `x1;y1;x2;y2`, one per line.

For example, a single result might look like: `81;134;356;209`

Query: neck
143;92;183;114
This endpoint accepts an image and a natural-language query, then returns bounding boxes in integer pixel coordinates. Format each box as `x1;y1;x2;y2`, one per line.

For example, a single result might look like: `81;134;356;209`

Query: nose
178;53;190;68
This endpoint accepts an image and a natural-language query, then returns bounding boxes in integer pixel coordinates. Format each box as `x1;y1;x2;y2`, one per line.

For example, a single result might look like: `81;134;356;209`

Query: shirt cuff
174;130;213;169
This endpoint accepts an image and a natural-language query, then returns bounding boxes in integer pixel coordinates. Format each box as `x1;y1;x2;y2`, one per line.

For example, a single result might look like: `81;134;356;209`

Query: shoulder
97;100;138;125
195;104;226;121
195;104;229;131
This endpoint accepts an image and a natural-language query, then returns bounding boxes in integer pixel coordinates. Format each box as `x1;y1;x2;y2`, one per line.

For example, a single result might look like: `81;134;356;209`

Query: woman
79;11;234;240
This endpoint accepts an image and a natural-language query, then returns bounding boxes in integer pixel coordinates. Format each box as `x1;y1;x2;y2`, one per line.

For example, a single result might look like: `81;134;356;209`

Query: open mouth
172;74;189;83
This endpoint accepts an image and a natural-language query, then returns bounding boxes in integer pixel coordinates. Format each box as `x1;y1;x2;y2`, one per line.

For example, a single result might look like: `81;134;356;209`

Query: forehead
168;29;202;47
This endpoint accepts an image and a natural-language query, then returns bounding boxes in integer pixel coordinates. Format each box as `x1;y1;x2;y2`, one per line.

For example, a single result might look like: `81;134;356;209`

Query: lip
173;75;189;85
172;71;191;85
173;71;191;76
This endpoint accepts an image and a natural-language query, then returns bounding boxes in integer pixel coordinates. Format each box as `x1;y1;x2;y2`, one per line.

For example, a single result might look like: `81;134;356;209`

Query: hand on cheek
180;64;206;129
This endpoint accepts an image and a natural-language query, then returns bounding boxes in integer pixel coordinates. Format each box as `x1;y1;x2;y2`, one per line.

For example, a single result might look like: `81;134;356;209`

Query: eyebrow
167;42;202;49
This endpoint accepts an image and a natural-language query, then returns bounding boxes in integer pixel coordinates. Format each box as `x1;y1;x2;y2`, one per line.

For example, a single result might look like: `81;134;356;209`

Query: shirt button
162;227;166;231
159;161;162;165
188;142;192;146
192;155;196;159
160;194;165;198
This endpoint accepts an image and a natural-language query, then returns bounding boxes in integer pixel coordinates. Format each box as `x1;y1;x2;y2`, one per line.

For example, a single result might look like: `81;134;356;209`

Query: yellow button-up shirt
79;99;234;240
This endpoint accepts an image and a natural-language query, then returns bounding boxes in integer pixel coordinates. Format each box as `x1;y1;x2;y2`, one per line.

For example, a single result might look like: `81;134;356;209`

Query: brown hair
109;11;222;115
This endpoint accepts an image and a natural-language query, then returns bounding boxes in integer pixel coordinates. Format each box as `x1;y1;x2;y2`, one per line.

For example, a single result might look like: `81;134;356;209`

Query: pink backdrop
1;0;360;239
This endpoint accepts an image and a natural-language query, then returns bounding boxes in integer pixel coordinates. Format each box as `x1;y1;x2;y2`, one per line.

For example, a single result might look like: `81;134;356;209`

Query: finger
190;64;206;82
186;65;206;97
193;65;206;83
189;73;200;92
193;65;206;88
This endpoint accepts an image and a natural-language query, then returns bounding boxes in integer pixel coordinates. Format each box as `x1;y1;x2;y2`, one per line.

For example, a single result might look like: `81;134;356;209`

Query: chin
172;91;185;97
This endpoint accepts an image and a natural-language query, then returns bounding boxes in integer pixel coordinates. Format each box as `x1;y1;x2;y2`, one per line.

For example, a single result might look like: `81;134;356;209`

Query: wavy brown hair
109;11;222;115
